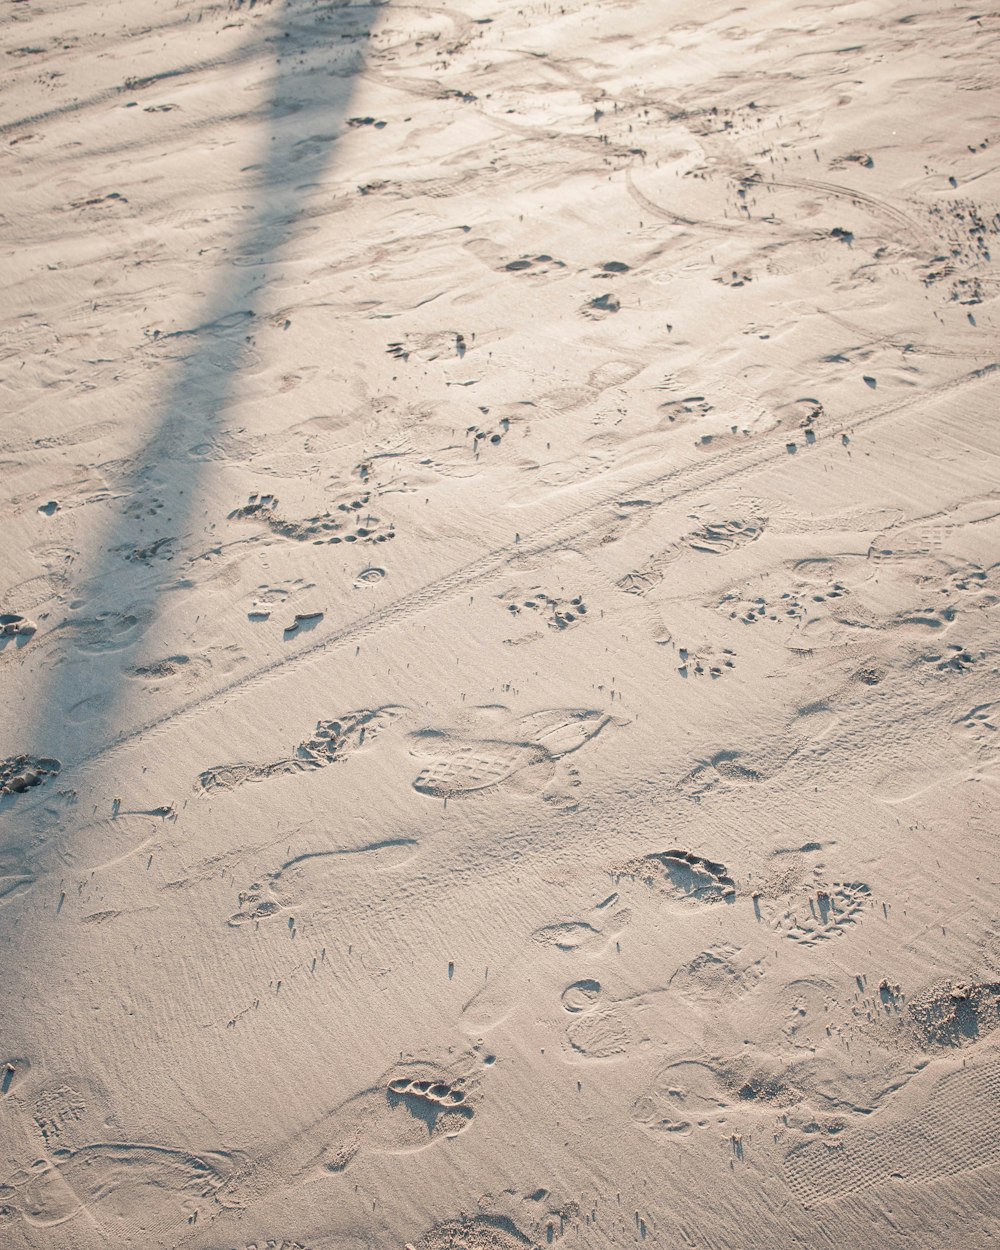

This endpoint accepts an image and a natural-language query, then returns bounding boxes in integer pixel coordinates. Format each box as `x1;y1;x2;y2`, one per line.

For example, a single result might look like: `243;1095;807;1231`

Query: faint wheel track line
821;309;992;361
765;176;924;238
625;167;924;243
625;166;714;230
0;52;252;139
0;2;463;139
35;360;1000;780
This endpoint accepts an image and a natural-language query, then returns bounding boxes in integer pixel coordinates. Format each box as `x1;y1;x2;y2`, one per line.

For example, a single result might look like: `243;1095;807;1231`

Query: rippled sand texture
1;0;999;1247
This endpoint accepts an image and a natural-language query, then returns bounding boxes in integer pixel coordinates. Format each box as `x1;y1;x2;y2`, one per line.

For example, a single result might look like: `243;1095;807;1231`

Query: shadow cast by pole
11;0;382;797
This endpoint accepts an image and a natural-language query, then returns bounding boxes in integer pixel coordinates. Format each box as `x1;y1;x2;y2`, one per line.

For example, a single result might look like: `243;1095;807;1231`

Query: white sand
1;0;999;1246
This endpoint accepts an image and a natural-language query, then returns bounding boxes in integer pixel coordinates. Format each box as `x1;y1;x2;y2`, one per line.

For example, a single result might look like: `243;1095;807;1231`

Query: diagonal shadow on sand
7;1;381;792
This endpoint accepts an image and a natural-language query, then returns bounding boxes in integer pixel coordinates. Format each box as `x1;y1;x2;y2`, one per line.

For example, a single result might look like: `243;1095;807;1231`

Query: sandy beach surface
1;0;999;1246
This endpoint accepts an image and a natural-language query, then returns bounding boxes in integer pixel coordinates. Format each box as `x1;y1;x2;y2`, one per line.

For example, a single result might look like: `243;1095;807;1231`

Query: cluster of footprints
221;708;612;926
229;492;395;545
201;706;610;802
463;847;735;1039
465;843;877;1069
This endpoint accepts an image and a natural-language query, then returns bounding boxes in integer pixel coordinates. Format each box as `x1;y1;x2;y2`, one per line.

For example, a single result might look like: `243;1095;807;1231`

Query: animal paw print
720;582;847;625
501;590;587;631
229;494;396;545
386;331;467;362
503;253;566;275
468;415;510;452
676;646;734;678
658;395;713;424
955;702;998;760
929;645;981;673
776;882;871;944
716;269;752;287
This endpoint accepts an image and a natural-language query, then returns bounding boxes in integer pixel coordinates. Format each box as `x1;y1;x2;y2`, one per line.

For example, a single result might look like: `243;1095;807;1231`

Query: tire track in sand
21;361;1000;781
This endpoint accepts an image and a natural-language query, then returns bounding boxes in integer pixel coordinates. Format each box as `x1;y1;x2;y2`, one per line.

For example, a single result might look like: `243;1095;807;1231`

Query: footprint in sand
564;1000;634;1061
315;1065;477;1170
686;516;765;555
228;838;418;927
499;588;588;633
62;603;154;654
464;844;741;1040
199;706;404;792
407;1213;539;1250
0;755;61;800
313;1065;476;1175
612;849;736;905
223;1055;482;1206
784;1057;1000;1208
675;750;767;802
774;881;872;944
409;707;611;801
405;1210;547;1250
631;1060;730;1139
461;896;631;1035
0;1142;237;1230
667;945;766;1006
633;1053;795;1143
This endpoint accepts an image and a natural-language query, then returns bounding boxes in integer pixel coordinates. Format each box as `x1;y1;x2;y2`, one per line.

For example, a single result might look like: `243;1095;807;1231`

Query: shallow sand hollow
1;0;999;1246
